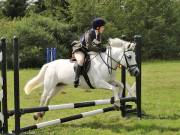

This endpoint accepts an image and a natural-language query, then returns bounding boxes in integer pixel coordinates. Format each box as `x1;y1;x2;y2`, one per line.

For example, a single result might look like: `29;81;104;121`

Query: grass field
4;61;180;135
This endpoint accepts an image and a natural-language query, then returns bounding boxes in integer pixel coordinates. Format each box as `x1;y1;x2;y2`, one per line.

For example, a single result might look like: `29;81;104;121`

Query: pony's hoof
38;112;44;118
33;112;44;121
33;114;39;121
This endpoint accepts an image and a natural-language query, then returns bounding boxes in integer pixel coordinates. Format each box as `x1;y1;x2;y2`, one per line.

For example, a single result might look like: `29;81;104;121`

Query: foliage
69;0;180;59
69;0;98;33
27;0;71;21
0;0;180;67
1;0;28;19
0;14;77;68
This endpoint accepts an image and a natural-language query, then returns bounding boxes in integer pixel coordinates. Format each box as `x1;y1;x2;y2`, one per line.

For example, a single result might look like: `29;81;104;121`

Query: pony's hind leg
33;84;63;120
33;69;57;120
33;90;48;120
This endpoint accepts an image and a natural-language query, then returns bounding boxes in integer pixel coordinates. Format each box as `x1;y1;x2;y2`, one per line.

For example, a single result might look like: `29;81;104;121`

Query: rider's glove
92;39;101;46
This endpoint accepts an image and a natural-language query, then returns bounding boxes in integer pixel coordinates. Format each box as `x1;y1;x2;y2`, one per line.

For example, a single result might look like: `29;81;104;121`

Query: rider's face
97;26;105;33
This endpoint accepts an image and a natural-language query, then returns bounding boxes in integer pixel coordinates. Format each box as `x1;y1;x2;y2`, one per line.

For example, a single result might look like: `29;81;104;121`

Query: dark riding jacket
72;29;102;53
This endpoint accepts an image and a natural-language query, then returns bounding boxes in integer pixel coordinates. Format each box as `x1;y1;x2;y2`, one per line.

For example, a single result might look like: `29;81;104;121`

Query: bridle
98;44;138;74
99;46;119;74
123;50;138;72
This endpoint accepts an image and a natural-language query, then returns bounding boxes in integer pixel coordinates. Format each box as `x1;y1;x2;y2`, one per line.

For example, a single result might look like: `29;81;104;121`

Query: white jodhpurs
74;51;85;66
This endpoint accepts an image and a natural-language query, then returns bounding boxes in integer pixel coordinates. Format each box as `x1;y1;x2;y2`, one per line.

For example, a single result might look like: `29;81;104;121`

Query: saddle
70;54;94;89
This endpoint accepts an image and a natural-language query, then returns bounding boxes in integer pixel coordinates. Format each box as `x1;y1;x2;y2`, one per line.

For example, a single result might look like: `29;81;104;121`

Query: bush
0;14;77;68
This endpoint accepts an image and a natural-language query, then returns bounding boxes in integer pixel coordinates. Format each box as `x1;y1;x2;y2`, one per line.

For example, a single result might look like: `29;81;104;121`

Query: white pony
24;38;139;120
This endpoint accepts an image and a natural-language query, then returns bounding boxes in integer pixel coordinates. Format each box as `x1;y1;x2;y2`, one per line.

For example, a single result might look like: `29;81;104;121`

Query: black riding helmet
92;18;106;30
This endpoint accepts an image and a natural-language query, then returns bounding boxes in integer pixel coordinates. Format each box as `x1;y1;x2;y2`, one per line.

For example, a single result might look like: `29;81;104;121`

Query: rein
98;45;138;75
88;44;138;75
99;45;121;74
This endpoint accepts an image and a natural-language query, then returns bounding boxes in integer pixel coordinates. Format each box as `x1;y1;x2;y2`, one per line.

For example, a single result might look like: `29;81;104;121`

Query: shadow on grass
31;120;180;135
26;111;180;134
142;112;180;120
66;121;180;133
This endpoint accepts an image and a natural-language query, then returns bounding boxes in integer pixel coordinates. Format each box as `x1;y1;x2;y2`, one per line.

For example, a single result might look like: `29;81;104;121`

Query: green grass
3;61;180;135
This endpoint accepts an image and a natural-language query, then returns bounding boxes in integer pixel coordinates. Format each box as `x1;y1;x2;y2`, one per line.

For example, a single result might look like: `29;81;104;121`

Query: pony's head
109;38;139;77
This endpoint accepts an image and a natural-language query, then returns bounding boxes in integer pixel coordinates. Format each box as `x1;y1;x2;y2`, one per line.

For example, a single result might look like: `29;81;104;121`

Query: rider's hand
92;39;101;46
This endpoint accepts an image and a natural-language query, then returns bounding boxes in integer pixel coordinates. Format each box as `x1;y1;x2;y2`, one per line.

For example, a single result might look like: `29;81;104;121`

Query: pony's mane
108;38;135;50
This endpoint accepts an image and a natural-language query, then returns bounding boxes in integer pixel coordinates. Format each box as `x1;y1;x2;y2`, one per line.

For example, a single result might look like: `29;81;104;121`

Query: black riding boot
74;65;83;88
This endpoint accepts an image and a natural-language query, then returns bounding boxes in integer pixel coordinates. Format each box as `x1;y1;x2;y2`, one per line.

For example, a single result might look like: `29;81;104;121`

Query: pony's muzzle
129;67;139;77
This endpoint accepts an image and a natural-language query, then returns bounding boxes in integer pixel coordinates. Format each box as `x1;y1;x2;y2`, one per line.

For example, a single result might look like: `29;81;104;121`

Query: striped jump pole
19;106;115;133
0;38;8;134
8;98;115;116
8;96;136;117
120;97;137;103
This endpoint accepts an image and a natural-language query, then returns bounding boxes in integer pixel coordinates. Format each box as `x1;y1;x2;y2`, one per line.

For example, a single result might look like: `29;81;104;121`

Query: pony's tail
24;64;49;95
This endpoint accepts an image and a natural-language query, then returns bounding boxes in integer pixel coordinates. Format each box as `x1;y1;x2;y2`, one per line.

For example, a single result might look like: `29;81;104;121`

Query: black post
1;38;8;134
120;35;127;117
0;38;3;134
13;36;21;134
134;35;142;118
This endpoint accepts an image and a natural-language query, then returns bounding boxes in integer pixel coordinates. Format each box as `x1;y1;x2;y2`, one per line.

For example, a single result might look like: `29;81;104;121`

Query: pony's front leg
95;80;121;107
110;80;124;98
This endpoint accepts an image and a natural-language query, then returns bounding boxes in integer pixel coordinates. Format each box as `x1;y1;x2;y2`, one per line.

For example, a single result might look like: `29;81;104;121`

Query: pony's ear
127;42;136;50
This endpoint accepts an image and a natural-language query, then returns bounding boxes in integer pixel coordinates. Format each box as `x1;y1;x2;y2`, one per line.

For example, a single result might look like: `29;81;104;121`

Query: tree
2;0;27;18
69;0;98;33
29;0;47;14
36;0;71;21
